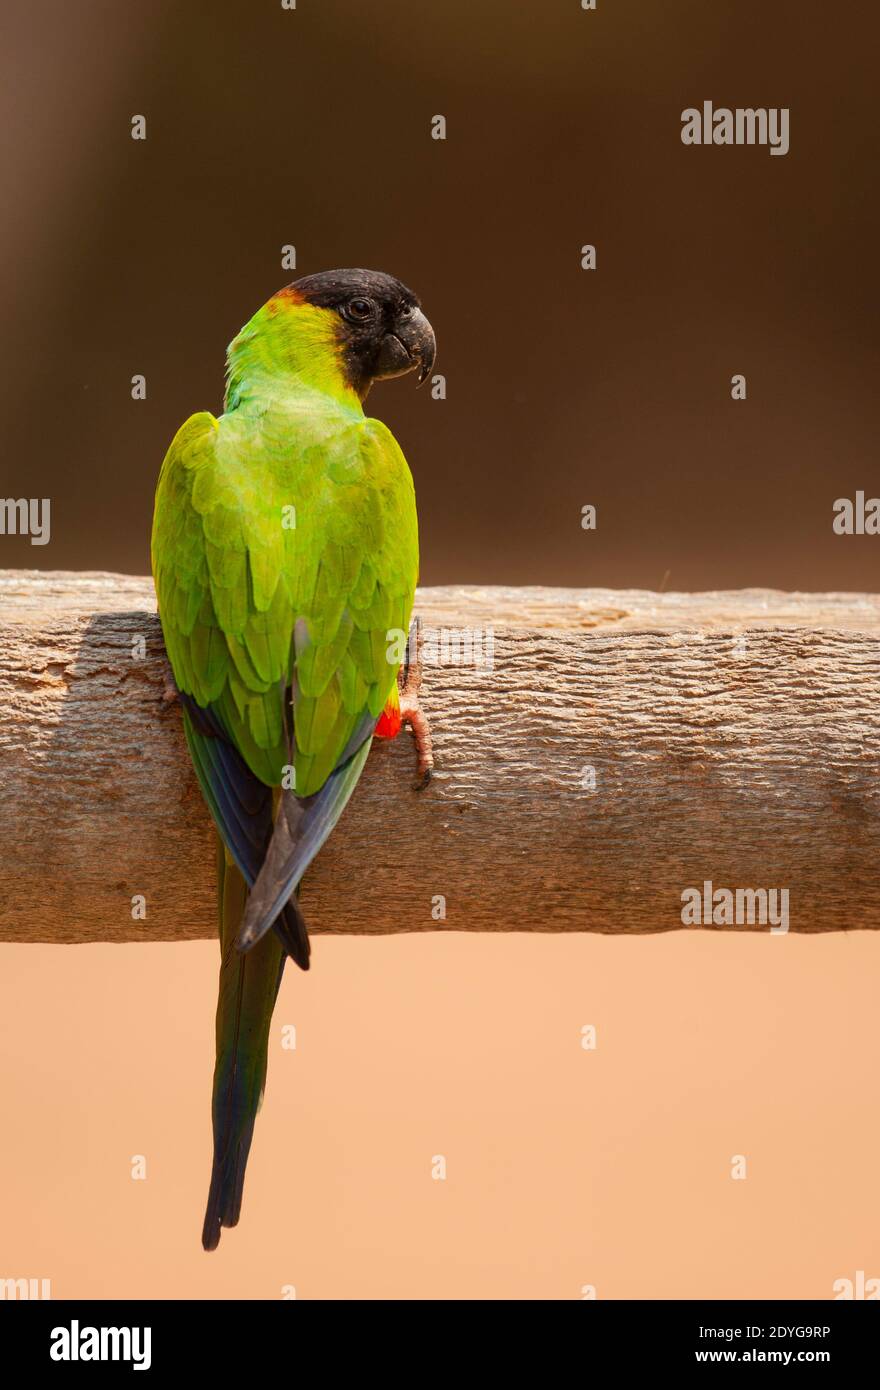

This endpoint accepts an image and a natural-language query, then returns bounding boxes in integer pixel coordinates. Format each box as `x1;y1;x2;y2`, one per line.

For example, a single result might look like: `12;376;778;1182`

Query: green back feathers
151;291;419;797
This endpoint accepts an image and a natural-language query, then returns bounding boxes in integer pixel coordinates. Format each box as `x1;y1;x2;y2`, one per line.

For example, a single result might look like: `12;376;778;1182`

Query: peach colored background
3;0;879;1301
1;929;878;1299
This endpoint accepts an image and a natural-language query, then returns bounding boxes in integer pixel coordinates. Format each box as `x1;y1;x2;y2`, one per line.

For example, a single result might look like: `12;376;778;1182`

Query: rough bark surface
1;570;879;943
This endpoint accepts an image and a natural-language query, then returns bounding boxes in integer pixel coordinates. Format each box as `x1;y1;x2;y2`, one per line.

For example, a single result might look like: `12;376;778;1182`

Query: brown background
1;0;878;588
1;0;879;1300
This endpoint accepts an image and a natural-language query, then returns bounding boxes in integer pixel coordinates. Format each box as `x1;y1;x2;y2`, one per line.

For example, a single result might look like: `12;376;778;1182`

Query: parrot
150;269;436;1250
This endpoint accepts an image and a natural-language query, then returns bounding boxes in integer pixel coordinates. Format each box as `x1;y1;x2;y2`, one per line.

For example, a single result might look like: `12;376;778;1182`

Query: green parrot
150;269;435;1250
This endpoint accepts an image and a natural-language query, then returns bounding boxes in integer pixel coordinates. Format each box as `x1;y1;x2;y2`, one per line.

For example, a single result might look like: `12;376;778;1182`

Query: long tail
202;839;290;1252
237;727;374;952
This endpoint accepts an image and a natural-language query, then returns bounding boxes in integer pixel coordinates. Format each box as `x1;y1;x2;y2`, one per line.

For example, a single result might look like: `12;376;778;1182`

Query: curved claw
400;614;422;692
413;765;433;792
161;668;180;707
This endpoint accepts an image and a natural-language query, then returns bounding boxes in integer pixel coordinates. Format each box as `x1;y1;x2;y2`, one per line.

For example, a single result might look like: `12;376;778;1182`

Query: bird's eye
344;297;374;322
399;303;414;318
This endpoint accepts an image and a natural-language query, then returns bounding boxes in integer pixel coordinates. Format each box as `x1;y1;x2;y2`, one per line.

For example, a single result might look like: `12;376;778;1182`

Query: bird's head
285;268;436;399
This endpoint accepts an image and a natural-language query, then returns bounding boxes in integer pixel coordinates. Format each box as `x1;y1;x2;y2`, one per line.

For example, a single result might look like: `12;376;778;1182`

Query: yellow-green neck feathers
224;290;360;412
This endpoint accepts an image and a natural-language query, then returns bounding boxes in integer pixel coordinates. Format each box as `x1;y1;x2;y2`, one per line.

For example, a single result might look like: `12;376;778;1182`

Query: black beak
374;308;437;385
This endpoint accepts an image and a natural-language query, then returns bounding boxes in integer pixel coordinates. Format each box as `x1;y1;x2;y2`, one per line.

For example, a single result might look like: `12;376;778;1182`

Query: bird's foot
161;665;180;707
399;616;434;789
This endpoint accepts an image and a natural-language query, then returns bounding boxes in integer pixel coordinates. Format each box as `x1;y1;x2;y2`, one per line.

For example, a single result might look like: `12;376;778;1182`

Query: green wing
151;404;419;800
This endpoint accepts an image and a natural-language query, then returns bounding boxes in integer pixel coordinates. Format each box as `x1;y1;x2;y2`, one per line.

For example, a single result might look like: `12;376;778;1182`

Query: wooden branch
2;569;880;944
